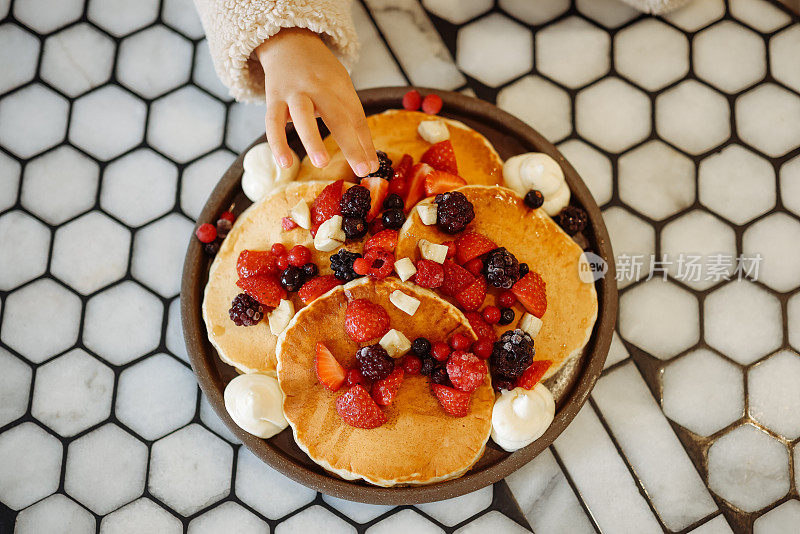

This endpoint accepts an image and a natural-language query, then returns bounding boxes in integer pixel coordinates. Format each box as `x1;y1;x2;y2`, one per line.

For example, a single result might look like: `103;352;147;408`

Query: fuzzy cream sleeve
620;0;692;13
193;0;359;102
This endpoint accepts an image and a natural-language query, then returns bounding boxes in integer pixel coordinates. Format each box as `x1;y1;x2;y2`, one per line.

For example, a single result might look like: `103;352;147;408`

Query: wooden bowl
181;87;617;504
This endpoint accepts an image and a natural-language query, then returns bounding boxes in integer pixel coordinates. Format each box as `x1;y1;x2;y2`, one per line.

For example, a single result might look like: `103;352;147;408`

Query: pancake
296;110;504;186
396;185;598;381
202;181;365;373
276;277;494;486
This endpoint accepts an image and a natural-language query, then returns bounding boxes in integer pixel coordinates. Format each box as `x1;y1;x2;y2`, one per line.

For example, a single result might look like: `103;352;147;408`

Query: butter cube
394;257;417;281
314;215;344;252
288;199;311;229
268;299;295;335
390;290;420;316
419;239;448;264
416;203;438;225
417;120;450;144
518;312;543;338
379;329;411;358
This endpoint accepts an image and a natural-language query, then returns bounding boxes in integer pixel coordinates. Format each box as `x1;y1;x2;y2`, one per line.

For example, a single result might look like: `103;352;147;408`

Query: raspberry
356;344;394;381
281;217;298;231
414;259;444;288
287;245;311;267
336;385;386;429
381;208;405;229
411;337;431;356
360;249;394;279
499;307;515;325
330;250;362;282
482;247;521;289
364;229;398;252
421;94;443;115
279;266;305;292
450;333;473;351
373;366;404;406
345;368;370;388
432;341;451;362
524;190;544;209
196;223;217;243
402;89;422;111
482;306;501;325
432;384;470;417
403;355;422;375
271;243;287;257
345;299;390;342
340;185;371;218
353;257;369;275
366;151;393;180
472;338;493;360
558;205;588;236
498;291;517;308
446;351;487;393
490;329;535;383
298;275;342;304
228;293;264;326
435;191;474;234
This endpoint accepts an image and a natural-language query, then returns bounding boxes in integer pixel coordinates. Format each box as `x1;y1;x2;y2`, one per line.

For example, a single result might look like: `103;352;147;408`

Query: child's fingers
344;94;379;173
264;102;293;168
288;95;329;168
318;99;371;177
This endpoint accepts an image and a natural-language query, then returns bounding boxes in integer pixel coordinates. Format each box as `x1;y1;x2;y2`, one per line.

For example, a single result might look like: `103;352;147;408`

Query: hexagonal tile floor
1;0;798;532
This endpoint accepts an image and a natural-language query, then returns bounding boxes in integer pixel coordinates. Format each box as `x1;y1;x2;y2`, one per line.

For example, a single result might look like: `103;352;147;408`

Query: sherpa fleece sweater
194;0;686;102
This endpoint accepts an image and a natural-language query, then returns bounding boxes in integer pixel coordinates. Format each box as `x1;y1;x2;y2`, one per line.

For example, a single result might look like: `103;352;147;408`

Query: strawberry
281;216;298;231
464;258;483;277
512;271;547;318
446;351;487;393
345;368;370;389
372;366;404;406
310;179;343;227
393;154;413;181
441;260;475;296
414;259;444;288
298;275;342;304
420;140;457;175
236;274;285;308
345;299;390;342
388;178;408;197
443;240;457;259
336;385;387;429
432;384;470;417
464;312;496;342
315;342;345;391
402;90;422;111
403;163;434;211
361;176;389;222
455;232;497;264
364;229;398;252
517;360;553;390
236;250;278;278
423;170;466;196
455;276;487;312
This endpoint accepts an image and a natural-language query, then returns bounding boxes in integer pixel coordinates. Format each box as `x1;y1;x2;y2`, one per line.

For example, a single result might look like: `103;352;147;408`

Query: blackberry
431;367;451;386
482;247;521;289
519;262;529;277
490;329;535;382
356;344;394;380
302;262;319;279
340;185;371;218
493;378;515;392
381;208;405;229
342;216;367;239
558;205;588;236
420;356;436;376
524;190;544;209
228;293;264;326
280;266;305;292
434;191;474;234
330;250;362;281
498;307;515;325
412;337;431;356
366;150;393;180
383;193;404;210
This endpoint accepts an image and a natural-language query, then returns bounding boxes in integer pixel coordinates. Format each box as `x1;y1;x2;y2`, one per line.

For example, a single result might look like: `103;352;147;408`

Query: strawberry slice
345;299;390;342
455;232;497;264
361;176;389;222
372;366;404;406
464;258;483;277
315;342;346;391
297;275;342;304
441;260;475;296
414;259;444;288
364;229;398;252
455;276;487;312
432;384;470;417
393;154;413;181
336;385;387;429
512;271;547;318
236;274;286;308
464;312;497;342
420;140;457;175
516;360;553;390
404;163;434;211
236;250;278;279
310;180;344;228
423;170;466;197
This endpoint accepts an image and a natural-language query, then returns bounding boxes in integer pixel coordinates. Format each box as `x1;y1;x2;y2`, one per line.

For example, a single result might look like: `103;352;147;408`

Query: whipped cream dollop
491;383;555;452
224;372;288;438
502;153;570;216
241;142;299;202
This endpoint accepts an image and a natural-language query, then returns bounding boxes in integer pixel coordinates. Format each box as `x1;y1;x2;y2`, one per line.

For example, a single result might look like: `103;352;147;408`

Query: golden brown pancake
276;277;494;486
296;110;503;186
396;185;598;380
202;181;365;373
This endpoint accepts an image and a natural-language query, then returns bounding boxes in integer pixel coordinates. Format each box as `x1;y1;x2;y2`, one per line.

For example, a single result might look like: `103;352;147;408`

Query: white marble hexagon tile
1;0;799;532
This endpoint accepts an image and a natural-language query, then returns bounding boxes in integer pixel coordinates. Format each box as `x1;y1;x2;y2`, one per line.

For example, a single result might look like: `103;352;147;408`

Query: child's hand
256;28;379;178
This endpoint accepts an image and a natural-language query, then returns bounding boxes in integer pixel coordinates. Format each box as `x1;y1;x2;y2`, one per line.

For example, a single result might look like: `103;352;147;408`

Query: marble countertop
1;0;799;532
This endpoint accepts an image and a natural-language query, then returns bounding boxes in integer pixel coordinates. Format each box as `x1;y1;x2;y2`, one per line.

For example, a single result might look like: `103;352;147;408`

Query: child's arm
193;0;378;177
